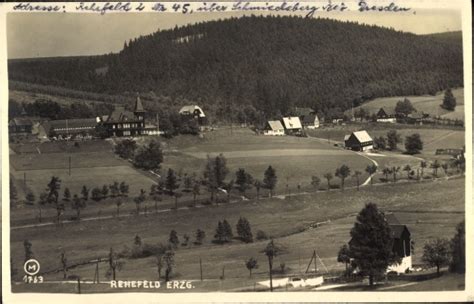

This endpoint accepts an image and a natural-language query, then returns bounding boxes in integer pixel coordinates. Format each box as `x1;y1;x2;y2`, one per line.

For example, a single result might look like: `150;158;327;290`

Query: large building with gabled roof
344;130;373;151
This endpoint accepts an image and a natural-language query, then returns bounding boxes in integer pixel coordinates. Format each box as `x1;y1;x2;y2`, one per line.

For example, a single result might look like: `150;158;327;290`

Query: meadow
347;88;464;121
10;177;465;292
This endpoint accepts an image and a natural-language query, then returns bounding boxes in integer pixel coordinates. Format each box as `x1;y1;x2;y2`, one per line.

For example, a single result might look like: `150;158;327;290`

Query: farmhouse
263;120;285;136
282;116;303;135
179;105;207;125
8;117;39;134
405;112;424;125
376;107;397;123
385;213;412;274
344;130;373;151
302;114;320;129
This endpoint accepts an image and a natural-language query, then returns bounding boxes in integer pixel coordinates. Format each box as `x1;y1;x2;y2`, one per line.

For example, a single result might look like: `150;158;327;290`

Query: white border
0;1;472;303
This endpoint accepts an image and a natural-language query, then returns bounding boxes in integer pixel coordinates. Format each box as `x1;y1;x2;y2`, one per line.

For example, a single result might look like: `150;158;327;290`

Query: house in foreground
282;116;303;135
344;130;373;151
349;213;412;274
385;213;412;274
263;120;285;136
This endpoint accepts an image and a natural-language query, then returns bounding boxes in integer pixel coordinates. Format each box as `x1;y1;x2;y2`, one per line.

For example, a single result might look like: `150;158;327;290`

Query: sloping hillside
8;16;463;121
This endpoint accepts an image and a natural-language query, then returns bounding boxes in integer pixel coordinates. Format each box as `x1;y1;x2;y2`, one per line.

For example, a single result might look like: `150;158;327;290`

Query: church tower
134;93;146;121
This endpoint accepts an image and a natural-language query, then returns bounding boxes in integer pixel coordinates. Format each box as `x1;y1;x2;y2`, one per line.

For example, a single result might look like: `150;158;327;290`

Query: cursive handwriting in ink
13;3;62;12
76;2;133;15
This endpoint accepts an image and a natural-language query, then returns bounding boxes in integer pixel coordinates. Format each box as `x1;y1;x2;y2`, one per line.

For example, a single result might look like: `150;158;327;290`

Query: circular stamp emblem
24;259;40;276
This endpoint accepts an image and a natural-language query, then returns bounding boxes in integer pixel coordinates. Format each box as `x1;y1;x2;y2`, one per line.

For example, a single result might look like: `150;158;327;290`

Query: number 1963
23;275;44;284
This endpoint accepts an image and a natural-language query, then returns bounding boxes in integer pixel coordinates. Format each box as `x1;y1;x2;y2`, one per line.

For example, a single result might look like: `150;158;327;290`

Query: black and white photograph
1;0;472;301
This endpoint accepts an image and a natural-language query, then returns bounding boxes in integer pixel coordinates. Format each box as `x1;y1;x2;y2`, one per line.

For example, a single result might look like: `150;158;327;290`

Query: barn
282;117;303;135
385;213;412;274
302;114;320;129
344;130;373;151
263;120;285;136
376;107;397;123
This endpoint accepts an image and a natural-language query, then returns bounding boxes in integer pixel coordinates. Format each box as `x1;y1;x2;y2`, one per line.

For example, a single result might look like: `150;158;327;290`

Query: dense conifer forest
8;15;463;121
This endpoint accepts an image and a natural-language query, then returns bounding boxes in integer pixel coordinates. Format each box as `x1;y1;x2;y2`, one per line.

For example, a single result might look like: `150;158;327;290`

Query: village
8;86;465;293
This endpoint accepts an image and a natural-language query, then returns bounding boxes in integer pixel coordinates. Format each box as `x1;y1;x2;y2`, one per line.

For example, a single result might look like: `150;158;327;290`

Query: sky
7;5;463;59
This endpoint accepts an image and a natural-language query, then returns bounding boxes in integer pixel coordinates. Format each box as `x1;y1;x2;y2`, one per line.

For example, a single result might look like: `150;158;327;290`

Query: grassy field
10;177;465;293
347;88;464;121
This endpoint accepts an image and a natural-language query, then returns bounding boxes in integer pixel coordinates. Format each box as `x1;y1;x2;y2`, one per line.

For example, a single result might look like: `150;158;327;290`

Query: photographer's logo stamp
23;259;43;283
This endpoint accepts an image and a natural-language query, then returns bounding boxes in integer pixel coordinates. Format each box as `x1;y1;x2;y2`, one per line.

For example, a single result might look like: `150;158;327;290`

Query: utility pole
68;156;71;176
199;258;203;281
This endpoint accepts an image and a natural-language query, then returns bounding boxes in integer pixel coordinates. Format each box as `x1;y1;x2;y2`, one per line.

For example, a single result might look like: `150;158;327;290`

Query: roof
344;135;350;141
179;105;206;118
49;118;98;129
385;213;401;225
134;95;145;113
9;117;37;126
282;117;302;129
352;130;373;143
106;107;137;123
302;114;318;124
377;107;396;117
408;112;424;119
266;120;284;131
389;224;410;239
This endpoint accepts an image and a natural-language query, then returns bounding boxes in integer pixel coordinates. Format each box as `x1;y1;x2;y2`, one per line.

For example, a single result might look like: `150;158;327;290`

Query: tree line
8;15;463;123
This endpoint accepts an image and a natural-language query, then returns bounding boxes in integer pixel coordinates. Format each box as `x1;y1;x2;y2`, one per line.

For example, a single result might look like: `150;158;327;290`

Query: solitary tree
422;238;451;276
63;187;71;202
352;171;362;190
337;244;351;271
391;166;400;182
420;161;427;177
403;165;412;179
109;181;120;197
134;140;164;170
60;250;68;279
37;192;48;223
163;249;175;282
119;181;129;197
47;176;64;224
169;230;179;248
115;198;123;217
335;165;351;191
25;191;35;206
387;130;401;151
222;219;233;242
195;229;206;245
450;221;465;273
349;203;400;286
71;194;86;220
236;217;253;243
365;164;377;186
263;166;277;197
106;247;124;280
245;257;258;278
395;98;415;116
382;168;391;182
81;185;89;201
203;154;229;203
323;172;333;191
150;184;163;213
24;240;34;262
263;239;283;292
235;168;254;194
442;88;456;111
115;139;137;159
311;175;321;192
192;181;201;207
134;189;146;214
431;160;441;177
405;133;423;154
254;179;262;201
214;221;226;243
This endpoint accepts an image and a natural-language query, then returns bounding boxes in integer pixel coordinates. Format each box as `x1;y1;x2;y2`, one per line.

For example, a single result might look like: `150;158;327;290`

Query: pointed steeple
134;93;145;114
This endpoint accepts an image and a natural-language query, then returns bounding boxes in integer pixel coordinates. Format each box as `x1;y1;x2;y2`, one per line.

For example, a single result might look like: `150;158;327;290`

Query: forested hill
8;16;463;120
